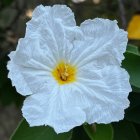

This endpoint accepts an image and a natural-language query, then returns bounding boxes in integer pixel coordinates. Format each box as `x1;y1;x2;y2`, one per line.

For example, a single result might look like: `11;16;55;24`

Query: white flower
7;5;131;133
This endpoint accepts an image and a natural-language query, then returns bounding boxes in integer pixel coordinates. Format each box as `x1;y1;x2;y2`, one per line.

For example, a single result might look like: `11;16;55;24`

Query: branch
118;0;127;29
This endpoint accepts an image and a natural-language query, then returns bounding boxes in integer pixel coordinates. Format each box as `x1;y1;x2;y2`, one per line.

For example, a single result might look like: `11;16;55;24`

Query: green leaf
132;86;140;93
128;92;140;108
127;44;140;56
113;121;139;140
11;119;72;140
71;126;90;140
83;124;113;140
125;92;140;123
126;105;140;124
122;46;140;88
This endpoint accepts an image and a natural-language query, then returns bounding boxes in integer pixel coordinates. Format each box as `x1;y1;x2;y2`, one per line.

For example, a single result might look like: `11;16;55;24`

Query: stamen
52;61;76;85
60;64;69;81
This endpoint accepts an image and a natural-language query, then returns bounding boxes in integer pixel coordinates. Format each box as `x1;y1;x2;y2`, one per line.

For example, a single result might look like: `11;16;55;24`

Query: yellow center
52;61;77;85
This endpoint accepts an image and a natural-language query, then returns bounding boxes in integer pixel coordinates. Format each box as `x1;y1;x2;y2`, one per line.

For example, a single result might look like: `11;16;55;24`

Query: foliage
113;121;139;140
83;124;113;140
10;119;72;140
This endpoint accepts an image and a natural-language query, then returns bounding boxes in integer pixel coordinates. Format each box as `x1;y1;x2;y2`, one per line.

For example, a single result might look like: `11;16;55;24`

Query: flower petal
26;4;83;43
31;4;76;26
77;18;128;66
22;90;86;133
78;65;131;124
7;61;32;96
7;38;56;96
26;5;76;36
51;5;76;26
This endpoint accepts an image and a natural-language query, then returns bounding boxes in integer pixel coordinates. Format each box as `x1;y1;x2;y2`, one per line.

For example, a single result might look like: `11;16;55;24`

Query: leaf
127;44;140;56
122;47;140;88
128;92;140;108
127;14;140;40
132;86;140;93
71;126;90;140
10;119;72;140
126;105;140;124
83;124;113;140
113;121;139;140
125;92;140;123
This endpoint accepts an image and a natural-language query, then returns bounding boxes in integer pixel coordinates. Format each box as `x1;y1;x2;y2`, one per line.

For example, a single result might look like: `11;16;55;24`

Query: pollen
52;61;77;85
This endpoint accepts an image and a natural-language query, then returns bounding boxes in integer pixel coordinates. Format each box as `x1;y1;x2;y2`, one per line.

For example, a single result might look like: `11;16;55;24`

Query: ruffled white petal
7;61;32;96
31;4;76;26
78;65;131;124
26;4;83;43
22;90;86;133
79;18;128;65
7;37;57;95
25;5;76;36
70;40;118;69
51;5;76;26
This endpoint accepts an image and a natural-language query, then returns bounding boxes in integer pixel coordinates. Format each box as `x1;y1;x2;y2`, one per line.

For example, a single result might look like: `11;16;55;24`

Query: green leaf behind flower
126;105;140;124
83;124;113;140
122;44;140;88
125;92;140;123
127;44;140;56
132;86;140;93
113;121;139;140
71;125;90;140
11;119;72;140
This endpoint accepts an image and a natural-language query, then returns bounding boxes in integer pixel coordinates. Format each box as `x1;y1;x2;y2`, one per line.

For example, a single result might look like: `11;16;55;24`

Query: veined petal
79;18;128;65
51;5;76;26
25;5;76;36
7;38;56;95
31;4;75;26
11;38;56;69
78;66;131;124
22;90;86;133
70;38;120;69
7;61;32;96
